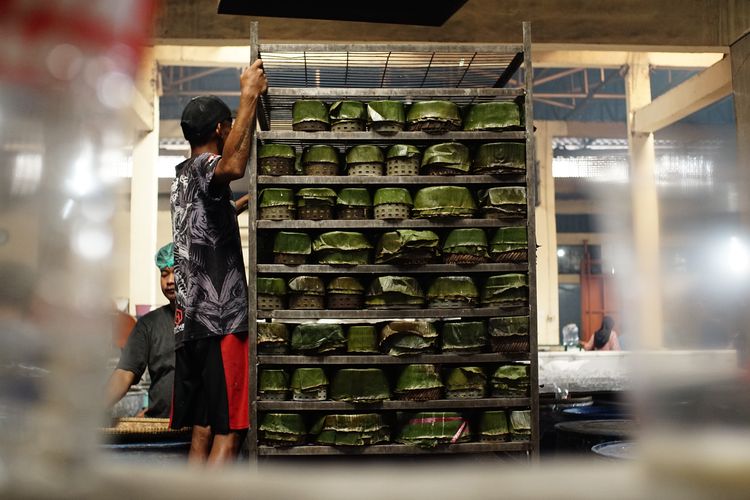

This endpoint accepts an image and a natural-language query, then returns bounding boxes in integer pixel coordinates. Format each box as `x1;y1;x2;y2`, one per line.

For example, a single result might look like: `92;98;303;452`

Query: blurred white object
562;323;580;348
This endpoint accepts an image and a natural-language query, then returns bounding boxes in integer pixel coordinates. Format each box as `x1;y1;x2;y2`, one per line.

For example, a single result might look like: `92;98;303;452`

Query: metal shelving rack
247;22;537;459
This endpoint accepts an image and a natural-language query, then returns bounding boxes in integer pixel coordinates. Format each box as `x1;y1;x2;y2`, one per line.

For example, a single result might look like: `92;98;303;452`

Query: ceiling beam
633;57;732;134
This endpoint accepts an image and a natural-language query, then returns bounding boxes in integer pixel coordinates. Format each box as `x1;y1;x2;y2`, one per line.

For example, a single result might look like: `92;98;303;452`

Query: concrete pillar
625;53;663;348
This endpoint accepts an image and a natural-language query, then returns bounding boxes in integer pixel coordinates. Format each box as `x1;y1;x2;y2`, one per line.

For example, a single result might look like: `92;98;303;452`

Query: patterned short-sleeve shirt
170;152;248;348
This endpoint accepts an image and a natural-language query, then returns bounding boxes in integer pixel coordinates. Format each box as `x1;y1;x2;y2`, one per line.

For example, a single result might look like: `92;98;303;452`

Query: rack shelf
257;264;527;274
257;307;529;320
258;442;530;456
257;353;530;365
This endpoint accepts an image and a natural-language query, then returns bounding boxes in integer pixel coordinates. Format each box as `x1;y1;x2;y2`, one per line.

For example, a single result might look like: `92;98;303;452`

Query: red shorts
170;333;249;434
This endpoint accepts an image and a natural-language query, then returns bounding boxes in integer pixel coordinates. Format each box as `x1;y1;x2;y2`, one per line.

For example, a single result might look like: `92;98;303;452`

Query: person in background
582;315;621;351
106;243;176;418
170;60;267;465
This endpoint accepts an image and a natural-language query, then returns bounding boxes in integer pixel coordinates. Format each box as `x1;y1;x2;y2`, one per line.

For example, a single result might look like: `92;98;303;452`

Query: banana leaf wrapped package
509;410;531;441
395;364;443;401
426;276;479;308
488;316;530;353
329;100;366;131
412;186;477;218
365;276;425;310
473;142;525;175
442;228;489;264
330;368;390;403
272;231;312;265
479;411;510;442
327;276;365;310
406;100;462;133
367;100;405;134
385;144;421;176
257;322;289;354
312;413;390;446
301;145;340;176
259;188;295;220
445;366;487;399
463;101;523;131
397;412;470;448
257;277;286;310
345;144;384;176
259;413;306;446
421;142;471;175
373;187;413;220
258;143;296;175
288;275;326;309
296;187;337;220
292;100;330;132
481;274;529;307
312;231;371;266
374;230;440;265
489;226;528;263
258;369;290;401
490;364;530;397
441;321;486;354
336;187;372;220
347;325;379;354
478;187;526;218
290;367;329;401
379;320;438;356
290;323;346;354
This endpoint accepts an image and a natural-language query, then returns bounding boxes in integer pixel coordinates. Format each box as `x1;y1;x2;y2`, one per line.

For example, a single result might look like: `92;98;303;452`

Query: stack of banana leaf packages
312;231;372;265
330;368;390;403
489;226;528;263
478;187;526;218
412;186;477;218
288;276;326;309
257;277;287;310
290;323;346;354
258;369;290;401
259;413;307;446
373;187;413;220
326;277;365;310
336;187;372;220
478;411;510;442
300;145;340;176
472;142;526;175
258;143;296;176
345;144;385;176
292;100;330;132
257;322;289;354
427;276;479;308
442;228;489;264
405;100;462;133
421;142;471;176
463;101;523;131
259;188;295;220
385;144;421;175
481;274;529;307
445;366;487;399
347;325;379;354
272;231;311;265
374;230;440;265
365;276;425;309
296;187;337;219
290;367;329;401
441;321;486;354
312;413;390;446
394;364;444;401
329;100;366;131
490;364;530;397
509;410;531;441
379;320;438;356
367;100;405;134
397;412;470;447
488;316;530;353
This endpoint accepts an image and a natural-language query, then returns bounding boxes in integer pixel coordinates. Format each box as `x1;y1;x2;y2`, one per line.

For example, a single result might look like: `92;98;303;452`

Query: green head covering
155;243;174;270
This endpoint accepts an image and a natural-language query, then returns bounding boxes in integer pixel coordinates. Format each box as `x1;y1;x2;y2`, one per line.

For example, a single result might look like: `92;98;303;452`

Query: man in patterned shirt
170;60;267;464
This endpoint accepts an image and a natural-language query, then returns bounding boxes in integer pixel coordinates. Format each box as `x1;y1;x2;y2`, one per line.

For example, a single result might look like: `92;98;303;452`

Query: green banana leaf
379;320;437;356
315;428;390;446
345;145;384;165
257;322;289;343
397;412;470;447
488;316;529;337
316;250;369;266
473;142;525;173
366;276;424;300
492;364;529;382
427;276;479;300
273;232;312;255
373;188;413;206
313;414;389;446
441;321;486;350
290;367;328;391
463;101;523;131
330;368;390;402
292;100;330;125
290;323;346;353
257;278;287;296
301;145;339;165
406;101;461;126
327;277;365;294
336;188;372;207
490;227;527;254
395;364;443;391
480;411;510;436
259;413;306;435
445;367;487;391
329;100;366;122
509;410;531;433
288;276;325;295
259;369;289;392
421;142;471;172
386;144;421;160
296;187;338;203
312;232;372;252
259;188;295;208
258;143;296;159
443;228;489;255
347;325;378;353
481;274;529;304
375;230;440;263
367;100;405;124
478;187;527;215
412;186;477;216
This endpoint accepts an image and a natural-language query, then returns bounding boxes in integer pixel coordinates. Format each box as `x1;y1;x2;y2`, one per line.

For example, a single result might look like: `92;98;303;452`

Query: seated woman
582;316;621;351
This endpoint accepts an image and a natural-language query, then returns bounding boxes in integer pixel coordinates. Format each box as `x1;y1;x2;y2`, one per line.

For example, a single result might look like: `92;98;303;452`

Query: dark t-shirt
116;305;175;418
170;152;248;348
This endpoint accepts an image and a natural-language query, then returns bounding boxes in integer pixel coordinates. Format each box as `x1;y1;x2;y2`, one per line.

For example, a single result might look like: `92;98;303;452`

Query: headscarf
155;243;174;270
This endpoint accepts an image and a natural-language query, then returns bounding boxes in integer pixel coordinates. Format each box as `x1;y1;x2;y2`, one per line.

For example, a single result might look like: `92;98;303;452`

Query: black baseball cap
180;95;232;143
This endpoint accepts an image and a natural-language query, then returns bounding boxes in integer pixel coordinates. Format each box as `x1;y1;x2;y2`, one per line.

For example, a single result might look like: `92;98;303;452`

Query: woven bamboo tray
259;158;294;176
406;121;460;134
386;158;420;176
370;122;403;134
395;387;443;401
258;295;285;310
328;294;364;310
489;337;530;353
298;206;333;220
304;163;338;176
332;121;365;132
289;294;325;310
337;207;371;220
274;253;307;265
260;206;295;221
444;253;487;264
293;121;328;132
348;163;383;176
374;204;410;220
102;418;192;443
491;250;528;263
